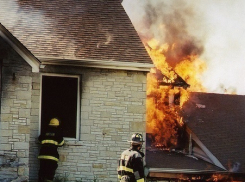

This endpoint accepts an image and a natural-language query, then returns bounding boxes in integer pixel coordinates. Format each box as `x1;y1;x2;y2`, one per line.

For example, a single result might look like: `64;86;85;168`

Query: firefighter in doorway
118;133;145;182
38;118;64;182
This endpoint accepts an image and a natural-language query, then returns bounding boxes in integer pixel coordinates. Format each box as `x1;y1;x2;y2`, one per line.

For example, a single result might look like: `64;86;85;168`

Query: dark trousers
38;159;58;182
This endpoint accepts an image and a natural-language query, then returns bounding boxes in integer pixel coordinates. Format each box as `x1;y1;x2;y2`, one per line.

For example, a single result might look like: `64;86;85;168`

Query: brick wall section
29;67;147;181
0;47;31;181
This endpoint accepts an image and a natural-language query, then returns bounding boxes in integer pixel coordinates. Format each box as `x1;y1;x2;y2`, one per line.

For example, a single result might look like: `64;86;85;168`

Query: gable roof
0;0;153;72
182;92;245;173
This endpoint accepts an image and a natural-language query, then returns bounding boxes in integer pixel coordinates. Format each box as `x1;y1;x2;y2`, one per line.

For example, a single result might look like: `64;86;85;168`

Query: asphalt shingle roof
0;0;152;64
182;92;245;173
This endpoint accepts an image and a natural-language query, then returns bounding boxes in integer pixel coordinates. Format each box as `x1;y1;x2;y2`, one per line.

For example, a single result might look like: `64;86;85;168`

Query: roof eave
40;57;154;72
0;23;40;72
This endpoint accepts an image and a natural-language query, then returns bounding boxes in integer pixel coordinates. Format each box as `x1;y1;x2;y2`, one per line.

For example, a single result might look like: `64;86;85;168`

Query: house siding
28;66;147;181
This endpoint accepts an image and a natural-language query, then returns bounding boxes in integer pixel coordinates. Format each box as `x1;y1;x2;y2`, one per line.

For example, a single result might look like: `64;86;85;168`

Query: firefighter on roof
38;118;64;182
118;133;145;182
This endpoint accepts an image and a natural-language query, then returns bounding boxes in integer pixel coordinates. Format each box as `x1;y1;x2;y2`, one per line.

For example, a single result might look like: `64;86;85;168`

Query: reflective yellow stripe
118;166;133;173
137;178;145;182
118;175;121;179
38;155;59;162
41;140;59;145
59;140;64;146
41;139;64;146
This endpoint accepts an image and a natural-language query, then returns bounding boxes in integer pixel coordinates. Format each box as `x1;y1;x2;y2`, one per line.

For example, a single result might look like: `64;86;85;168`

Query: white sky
122;0;245;95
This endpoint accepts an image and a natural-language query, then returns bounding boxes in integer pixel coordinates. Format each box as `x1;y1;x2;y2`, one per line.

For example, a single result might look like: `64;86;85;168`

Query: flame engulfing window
146;69;189;150
174;92;180;105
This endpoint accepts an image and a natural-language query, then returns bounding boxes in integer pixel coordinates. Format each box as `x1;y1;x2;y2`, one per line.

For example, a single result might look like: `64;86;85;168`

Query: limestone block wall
28;72;40;181
29;67;147;182
0;47;32;181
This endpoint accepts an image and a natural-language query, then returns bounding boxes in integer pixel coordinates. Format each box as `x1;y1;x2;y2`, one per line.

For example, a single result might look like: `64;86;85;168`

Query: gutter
39;57;154;72
149;168;222;174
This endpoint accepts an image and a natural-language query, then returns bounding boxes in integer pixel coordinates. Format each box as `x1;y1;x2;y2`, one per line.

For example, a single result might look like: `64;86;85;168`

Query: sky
122;0;245;95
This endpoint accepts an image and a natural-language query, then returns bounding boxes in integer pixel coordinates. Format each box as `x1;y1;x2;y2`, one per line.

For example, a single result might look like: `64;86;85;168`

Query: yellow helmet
49;118;59;126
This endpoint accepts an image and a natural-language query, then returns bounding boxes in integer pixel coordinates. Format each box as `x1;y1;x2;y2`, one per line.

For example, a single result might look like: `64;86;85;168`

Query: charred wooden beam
153;68;190;89
159;77;190;89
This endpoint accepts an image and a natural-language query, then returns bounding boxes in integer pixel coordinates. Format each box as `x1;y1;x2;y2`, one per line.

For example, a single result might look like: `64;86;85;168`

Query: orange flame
146;38;207;148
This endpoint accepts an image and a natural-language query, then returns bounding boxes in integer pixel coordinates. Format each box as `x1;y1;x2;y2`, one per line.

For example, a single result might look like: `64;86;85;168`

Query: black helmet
128;133;144;144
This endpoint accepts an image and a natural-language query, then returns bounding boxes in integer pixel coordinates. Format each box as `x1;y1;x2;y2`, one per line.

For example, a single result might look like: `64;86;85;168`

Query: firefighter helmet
128;133;144;144
49;118;60;126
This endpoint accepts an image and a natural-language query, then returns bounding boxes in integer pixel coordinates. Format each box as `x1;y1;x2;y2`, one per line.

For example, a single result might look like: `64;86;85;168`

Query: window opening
40;74;79;139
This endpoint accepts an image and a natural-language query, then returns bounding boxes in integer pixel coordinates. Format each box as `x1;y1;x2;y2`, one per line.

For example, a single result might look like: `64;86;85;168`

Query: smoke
0;1;47;33
123;0;245;95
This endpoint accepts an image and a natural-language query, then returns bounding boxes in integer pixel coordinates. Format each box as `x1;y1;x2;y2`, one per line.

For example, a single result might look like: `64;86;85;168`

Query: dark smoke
144;1;204;67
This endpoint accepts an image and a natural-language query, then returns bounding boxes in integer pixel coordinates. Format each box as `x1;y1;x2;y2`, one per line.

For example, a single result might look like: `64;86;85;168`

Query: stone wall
0;44;31;181
28;72;40;180
29;66;147;181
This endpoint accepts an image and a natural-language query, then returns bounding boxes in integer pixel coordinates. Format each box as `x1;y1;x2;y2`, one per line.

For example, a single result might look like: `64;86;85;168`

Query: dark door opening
41;75;79;138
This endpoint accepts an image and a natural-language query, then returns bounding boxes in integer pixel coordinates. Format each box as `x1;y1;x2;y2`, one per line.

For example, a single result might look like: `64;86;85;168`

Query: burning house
0;0;154;181
1;0;245;181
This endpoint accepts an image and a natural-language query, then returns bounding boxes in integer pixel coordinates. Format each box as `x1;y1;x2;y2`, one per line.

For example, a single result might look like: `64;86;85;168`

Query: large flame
146;38;207;148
